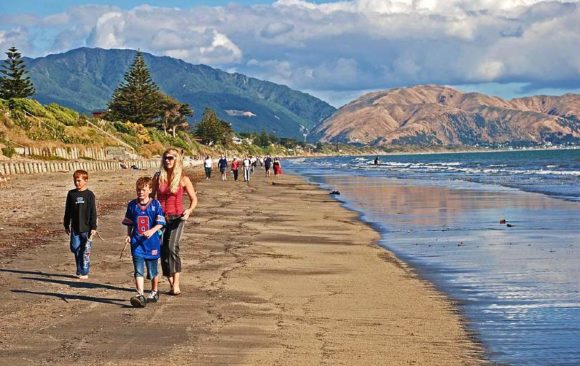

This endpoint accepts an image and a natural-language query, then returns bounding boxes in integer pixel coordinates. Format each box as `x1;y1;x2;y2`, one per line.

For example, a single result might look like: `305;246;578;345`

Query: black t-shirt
218;158;228;169
264;157;272;168
63;189;97;233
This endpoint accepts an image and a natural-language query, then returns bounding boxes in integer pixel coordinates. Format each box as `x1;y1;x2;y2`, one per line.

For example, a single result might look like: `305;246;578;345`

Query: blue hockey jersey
122;199;166;259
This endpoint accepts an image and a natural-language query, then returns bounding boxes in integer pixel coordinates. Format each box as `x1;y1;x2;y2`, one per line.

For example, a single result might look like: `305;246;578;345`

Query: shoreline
0;168;484;365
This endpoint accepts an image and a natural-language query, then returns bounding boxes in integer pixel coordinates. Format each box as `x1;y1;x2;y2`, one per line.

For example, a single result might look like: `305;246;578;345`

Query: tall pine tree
107;51;161;125
195;108;232;146
0;46;35;99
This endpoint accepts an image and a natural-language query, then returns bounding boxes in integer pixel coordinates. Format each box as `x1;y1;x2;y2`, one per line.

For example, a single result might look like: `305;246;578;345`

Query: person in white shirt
204;156;213;180
243;156;252;182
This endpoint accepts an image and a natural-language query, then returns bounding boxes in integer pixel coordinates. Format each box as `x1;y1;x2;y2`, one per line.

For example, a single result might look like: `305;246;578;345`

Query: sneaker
130;294;147;308
147;291;159;303
78;275;89;280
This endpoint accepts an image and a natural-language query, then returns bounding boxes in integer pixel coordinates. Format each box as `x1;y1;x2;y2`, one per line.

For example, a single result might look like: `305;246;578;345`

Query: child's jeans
70;231;92;276
132;256;158;279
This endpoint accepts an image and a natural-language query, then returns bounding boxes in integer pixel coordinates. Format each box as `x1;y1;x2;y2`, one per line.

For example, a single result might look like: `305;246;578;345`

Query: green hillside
0;98;317;160
26;48;336;139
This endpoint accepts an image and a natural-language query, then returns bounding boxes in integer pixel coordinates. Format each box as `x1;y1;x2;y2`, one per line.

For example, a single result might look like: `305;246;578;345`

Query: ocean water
283;149;580;366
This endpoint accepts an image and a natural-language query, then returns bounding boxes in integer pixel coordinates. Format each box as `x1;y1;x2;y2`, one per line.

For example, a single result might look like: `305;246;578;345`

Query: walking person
273;157;283;176
243;156;252;182
63;170;97;279
204;155;213;180
122;176;166;307
152;149;198;296
218;155;228;181
231;157;240;181
264;155;272;177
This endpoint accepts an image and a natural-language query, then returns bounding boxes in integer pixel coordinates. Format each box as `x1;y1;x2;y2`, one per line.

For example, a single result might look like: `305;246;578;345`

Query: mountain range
26;47;336;139
313;85;580;147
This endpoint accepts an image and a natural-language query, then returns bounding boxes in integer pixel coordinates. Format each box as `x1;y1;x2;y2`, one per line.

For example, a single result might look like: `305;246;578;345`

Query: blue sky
1;0;579;106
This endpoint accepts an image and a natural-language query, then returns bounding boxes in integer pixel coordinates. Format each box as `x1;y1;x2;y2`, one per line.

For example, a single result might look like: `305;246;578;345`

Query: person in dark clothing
63;169;97;279
218;155;228;181
264;155;273;177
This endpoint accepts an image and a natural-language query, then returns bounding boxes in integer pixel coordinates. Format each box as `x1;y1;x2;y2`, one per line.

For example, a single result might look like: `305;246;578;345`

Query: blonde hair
159;148;182;193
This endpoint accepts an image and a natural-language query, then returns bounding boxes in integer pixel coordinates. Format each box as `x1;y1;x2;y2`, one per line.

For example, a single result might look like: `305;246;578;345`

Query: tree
194;107;232;146
158;94;193;137
255;129;270;147
0;46;35;99
107;51;161;125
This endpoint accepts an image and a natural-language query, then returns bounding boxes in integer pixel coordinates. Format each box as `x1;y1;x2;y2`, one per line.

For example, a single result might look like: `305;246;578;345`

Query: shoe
130;294;147;308
78;275;89;280
147;291;159;303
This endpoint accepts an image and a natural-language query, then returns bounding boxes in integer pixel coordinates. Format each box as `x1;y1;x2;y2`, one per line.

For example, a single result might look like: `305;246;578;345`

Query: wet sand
0;168;483;365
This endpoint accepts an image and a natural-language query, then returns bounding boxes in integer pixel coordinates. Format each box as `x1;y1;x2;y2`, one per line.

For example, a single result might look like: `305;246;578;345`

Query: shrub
9;98;52;118
46;103;79;126
2;145;16;157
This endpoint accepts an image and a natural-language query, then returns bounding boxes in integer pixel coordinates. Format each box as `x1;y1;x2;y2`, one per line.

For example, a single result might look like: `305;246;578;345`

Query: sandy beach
0;167;483;365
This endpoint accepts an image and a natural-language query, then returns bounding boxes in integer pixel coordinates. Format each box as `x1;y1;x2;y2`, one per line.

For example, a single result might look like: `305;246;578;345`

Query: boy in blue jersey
122;176;166;308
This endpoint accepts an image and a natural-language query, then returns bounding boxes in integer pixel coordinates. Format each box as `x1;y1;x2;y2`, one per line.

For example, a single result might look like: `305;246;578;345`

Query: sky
0;0;579;107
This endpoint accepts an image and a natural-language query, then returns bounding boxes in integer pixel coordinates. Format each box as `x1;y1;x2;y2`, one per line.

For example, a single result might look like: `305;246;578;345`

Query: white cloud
0;0;578;105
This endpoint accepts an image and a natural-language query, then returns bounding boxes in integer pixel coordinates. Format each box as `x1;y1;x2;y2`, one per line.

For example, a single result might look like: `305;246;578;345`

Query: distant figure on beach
243;156;252;182
204;155;213;180
273;157;282;176
264;155;272;177
231;157;240;181
374;156;379;165
63;169;97;280
250;156;258;174
152;148;198;296
218;155;228;181
122;176;166;308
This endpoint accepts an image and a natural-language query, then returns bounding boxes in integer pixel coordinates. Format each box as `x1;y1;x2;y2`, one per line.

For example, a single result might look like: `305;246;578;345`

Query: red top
232;160;240;170
157;180;184;216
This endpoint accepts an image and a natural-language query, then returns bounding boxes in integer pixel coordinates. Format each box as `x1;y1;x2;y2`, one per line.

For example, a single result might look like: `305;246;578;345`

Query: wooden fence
0;160;157;176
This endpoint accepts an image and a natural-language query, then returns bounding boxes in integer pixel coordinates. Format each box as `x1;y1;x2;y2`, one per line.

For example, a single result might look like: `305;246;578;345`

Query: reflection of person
152;148;198;296
204;156;213;179
273;157;282;176
63;169;97;280
122;177;166;308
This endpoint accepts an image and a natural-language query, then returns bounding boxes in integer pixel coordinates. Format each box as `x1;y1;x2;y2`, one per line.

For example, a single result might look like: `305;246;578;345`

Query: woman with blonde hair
152;148;197;296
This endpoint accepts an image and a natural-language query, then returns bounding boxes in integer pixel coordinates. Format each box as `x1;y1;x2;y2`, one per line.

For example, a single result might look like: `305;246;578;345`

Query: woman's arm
181;175;198;220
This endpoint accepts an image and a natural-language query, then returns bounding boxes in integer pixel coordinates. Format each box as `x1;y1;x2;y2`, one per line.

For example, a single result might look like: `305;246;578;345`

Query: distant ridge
312;85;580;147
26;47;336;139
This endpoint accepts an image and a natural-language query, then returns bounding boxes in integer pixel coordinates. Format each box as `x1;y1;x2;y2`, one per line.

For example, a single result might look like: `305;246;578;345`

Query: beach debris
330;190;341;195
458;241;465;246
506;223;514;228
499;218;506;224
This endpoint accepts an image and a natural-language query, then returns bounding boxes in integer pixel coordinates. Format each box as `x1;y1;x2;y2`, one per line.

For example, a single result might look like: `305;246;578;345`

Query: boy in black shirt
63;170;97;279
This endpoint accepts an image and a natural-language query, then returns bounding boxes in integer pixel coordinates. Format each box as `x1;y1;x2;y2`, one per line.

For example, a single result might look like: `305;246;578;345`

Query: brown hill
312;85;580;147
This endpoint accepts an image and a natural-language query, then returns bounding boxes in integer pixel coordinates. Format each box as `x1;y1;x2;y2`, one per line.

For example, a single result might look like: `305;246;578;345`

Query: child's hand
125;236;131;244
142;229;155;238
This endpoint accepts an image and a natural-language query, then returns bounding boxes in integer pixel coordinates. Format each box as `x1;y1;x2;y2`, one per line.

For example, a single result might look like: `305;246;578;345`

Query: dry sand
0;167;484;365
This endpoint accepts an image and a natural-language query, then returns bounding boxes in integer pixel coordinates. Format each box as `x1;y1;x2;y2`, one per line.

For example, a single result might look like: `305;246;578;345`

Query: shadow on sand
11;289;131;307
0;268;78;279
19;276;134;292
